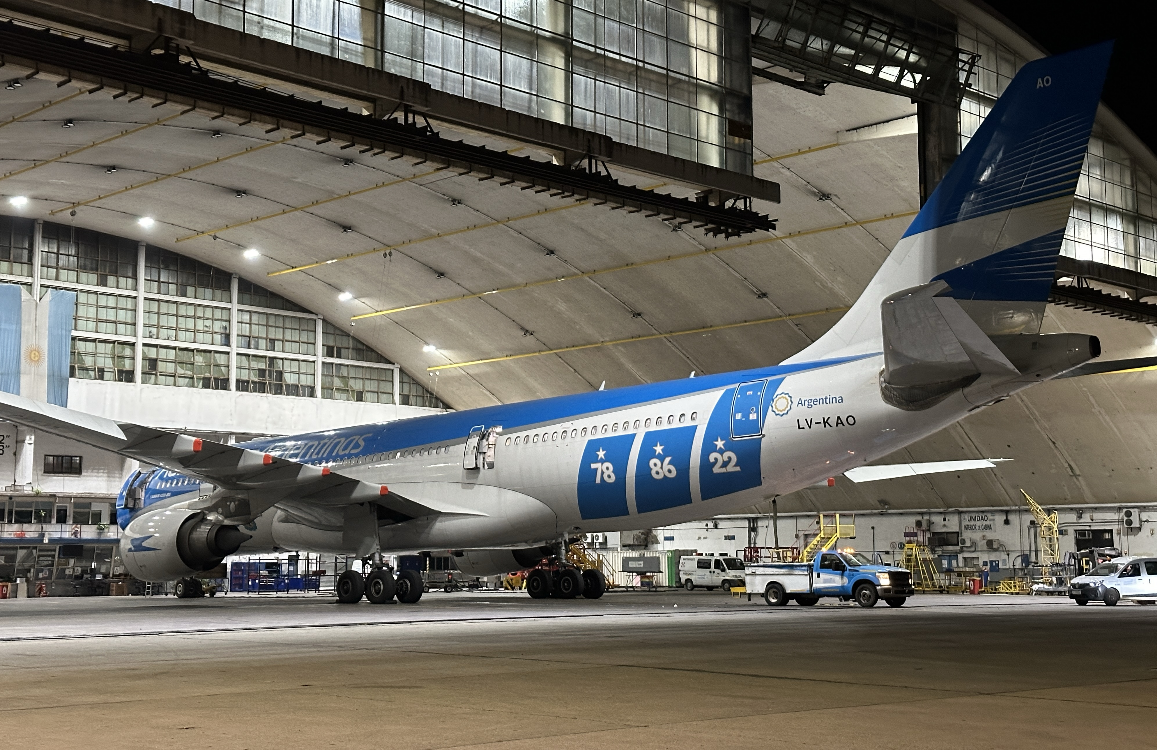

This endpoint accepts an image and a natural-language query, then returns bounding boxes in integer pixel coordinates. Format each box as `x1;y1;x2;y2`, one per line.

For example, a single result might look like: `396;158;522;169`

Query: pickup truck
745;550;914;608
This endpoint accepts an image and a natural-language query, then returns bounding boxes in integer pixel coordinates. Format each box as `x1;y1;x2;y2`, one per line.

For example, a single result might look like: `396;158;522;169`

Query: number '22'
709;451;740;473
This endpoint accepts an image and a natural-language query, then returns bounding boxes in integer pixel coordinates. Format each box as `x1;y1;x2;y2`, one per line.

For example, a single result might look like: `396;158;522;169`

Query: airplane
0;42;1136;605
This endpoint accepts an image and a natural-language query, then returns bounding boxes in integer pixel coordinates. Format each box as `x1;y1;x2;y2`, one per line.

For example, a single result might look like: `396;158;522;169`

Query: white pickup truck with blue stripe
745;551;913;608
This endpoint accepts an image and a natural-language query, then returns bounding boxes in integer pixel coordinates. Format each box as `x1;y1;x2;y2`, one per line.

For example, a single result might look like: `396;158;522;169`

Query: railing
0;523;120;542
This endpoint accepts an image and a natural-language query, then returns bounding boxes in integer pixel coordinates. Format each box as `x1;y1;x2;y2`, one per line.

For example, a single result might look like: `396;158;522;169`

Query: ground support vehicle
1087;558;1157;606
678;555;746;591
745;551;913;608
1068;558;1130;604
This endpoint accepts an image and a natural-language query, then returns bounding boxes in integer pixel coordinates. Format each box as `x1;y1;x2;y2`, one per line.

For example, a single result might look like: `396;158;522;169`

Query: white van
678;556;746;591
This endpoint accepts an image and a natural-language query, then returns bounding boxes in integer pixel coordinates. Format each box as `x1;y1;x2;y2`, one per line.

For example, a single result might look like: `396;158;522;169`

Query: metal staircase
799;513;855;562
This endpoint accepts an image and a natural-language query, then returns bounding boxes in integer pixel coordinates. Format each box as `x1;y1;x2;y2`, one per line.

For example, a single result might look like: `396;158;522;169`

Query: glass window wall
0;215;33;278
40;224;138;291
236;354;317;396
73;291;137;337
144;299;231;346
236;310;316;355
142;344;230;389
70;339;135;382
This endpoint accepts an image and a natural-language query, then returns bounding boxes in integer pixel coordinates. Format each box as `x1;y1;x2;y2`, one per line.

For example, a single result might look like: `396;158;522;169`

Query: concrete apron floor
1;591;1155;749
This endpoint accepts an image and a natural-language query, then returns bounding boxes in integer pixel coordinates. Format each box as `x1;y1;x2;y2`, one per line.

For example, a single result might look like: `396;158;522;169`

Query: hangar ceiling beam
2;0;780;205
0;19;774;237
0;88;82;130
426;307;850;372
353;211;918;321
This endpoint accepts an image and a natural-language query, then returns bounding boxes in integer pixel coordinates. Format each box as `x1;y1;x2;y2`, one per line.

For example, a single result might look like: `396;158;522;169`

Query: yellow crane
1022;490;1060;567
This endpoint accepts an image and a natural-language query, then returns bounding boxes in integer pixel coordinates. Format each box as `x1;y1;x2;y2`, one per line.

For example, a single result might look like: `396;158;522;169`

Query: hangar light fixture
243;248;261;260
137;216;155;229
422;344;437;353
62;118;74;128
338;291;353;301
5;79;22;90
8;195;29;207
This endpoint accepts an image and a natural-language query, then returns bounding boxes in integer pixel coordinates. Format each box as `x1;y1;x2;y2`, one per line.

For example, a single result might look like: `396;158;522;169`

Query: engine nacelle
450;546;553;577
120;508;250;581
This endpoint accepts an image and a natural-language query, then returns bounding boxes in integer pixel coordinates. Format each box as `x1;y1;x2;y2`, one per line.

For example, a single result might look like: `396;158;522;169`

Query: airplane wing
843;459;1011;483
0;389;434;518
1055;356;1157;379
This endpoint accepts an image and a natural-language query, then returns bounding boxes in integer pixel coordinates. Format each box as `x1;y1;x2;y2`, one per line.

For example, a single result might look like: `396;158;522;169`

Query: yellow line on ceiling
352;210;918;321
0;90;85;132
0;110;187;183
754;142;840;166
49;135;295;216
427;306;849;372
268;199;589;277
175;167;446;243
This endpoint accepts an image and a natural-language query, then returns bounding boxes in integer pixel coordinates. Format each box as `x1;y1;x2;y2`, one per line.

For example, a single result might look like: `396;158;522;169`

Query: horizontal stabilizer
1056;356;1157;379
845;459;1011;484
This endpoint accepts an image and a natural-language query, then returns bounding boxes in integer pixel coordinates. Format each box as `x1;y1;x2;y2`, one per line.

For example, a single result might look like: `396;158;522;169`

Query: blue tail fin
786;42;1113;363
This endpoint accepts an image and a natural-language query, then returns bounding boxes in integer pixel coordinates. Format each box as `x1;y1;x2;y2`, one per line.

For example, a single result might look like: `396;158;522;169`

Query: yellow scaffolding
799;513;855;562
566;542;617;588
901;542;946;591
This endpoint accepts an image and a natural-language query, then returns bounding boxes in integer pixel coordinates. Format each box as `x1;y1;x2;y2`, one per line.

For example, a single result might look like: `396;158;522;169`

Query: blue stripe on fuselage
242;354;874;462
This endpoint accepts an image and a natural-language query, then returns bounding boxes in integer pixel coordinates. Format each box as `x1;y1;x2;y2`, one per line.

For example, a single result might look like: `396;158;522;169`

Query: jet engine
120;508;249;581
450;546;554;577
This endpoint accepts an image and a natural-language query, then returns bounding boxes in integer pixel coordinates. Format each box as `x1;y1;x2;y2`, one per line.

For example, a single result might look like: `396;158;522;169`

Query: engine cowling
450;546;553;577
120;508;250;581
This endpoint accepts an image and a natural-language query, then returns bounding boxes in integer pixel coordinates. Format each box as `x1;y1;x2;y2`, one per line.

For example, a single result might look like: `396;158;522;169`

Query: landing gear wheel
854;583;879;608
174;578;191;599
581;570;607;599
395;570;424;604
1103;587;1120;606
1075;598;1089;606
884;597;906;608
365;569;397;604
555;568;585;599
684;579;694;591
336;570;366;603
526;569;553;599
764;583;788;606
796;595;819;606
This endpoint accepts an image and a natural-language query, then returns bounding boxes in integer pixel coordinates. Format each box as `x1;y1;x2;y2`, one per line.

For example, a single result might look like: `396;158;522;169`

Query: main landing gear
336;568;424;604
525;564;607;600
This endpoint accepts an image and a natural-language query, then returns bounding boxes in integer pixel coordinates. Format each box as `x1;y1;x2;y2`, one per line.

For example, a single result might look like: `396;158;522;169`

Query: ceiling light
62;119;74;128
5;79;22;90
235;190;247;198
338;291;353;302
243;248;261;260
8;195;29;207
342;159;353;167
422;344;437;353
211;130;222;138
137;216;155;229
105;166;117;174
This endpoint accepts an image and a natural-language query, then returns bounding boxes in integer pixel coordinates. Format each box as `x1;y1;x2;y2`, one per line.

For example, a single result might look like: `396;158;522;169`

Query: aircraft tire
365;569;397;604
884;597;906;608
555;568;584;599
581;570;607;599
526;569;553;599
854;582;879;608
174;578;191;599
764;583;788;606
1103;587;1120;606
336;570;365;604
395;570;424;603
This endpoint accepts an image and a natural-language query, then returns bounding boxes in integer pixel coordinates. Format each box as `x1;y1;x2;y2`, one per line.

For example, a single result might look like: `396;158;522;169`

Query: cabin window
580;427;587;437
514;436;521;445
551;432;557;440
645;418;652;428
571;429;577;438
611;423;618;433
533;434;539;443
691;412;697;421
667;415;673;424
601;425;608;434
679;413;686;423
633;420;640;429
622;421;629;431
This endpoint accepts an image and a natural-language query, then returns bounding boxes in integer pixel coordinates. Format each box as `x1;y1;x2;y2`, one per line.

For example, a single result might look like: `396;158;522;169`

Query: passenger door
1114;561;1143;596
713;558;728;585
731;380;768;439
695;558;712;585
1145;561;1157;596
815;553;845;593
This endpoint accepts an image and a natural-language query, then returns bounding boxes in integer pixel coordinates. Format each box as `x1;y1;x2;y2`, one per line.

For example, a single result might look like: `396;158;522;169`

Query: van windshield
1090;563;1122;576
840;552;871;567
722;558;745;570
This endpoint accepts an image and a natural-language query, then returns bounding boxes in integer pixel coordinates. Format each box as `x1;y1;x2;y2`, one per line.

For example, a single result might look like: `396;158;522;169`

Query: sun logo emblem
24;345;44;367
770;391;792;417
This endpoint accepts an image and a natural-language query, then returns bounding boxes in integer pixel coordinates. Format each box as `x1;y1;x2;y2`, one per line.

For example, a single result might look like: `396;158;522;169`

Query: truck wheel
885;597;906;608
684;579;694;591
336;570;365;604
1103;587;1120;606
722;581;731;591
764;583;788;606
796;596;819;606
854;582;879;608
1075;598;1089;606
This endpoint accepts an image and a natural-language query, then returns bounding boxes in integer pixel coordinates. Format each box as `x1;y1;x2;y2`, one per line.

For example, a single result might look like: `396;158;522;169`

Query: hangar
1;0;1155;747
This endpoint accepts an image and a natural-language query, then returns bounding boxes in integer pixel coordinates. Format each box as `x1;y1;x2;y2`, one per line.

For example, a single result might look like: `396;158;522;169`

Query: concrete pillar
917;99;960;205
14;429;34;490
392;365;400;406
135;242;145;384
314;317;324;398
31;219;42;299
229;274;239;391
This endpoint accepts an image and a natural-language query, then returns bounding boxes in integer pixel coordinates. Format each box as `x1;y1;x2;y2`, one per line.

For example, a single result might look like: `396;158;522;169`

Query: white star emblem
653;442;664;455
596;448;606;460
714;437;726;450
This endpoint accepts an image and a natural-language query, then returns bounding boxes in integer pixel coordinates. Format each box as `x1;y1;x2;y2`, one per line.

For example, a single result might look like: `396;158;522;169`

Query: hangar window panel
236;354;317;397
321;321;391;363
144;299;231;346
144;247;231;302
72;291;136;337
236;279;308;312
398;369;445;408
40;224;138;291
141;344;229;389
70;339;135;382
236;310;317;355
0;215;34;278
322;362;394;403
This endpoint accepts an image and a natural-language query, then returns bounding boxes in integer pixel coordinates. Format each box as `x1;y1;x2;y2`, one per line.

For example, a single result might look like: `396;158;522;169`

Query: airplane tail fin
785;42;1113;364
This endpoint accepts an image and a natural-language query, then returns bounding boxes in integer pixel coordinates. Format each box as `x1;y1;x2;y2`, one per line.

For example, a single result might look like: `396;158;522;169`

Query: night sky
982;0;1157;156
